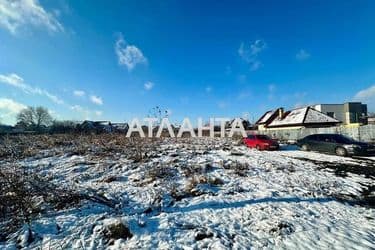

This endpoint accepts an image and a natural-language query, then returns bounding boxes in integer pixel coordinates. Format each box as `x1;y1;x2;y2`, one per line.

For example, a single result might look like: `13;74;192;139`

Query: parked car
297;134;375;156
243;134;279;150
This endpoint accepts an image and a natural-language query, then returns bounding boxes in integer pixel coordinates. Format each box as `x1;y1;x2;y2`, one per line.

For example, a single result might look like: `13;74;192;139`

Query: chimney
278;108;284;119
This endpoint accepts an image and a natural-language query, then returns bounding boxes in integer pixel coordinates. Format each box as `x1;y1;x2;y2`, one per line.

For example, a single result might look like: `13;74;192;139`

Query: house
111;123;129;133
256;107;340;131
310;102;367;125
78;120;113;133
255;109;280;130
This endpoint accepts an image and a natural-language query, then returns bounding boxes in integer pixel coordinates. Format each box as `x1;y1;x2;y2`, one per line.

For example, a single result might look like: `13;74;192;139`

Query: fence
255;125;375;143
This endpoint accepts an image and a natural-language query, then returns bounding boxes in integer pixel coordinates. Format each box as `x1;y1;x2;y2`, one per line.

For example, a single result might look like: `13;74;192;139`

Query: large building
311;102;368;125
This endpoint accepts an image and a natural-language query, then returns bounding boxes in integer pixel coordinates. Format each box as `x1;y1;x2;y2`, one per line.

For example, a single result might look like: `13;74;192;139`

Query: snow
257;110;275;124
1;138;374;249
268;107;339;127
304;108;339;123
268;108;307;126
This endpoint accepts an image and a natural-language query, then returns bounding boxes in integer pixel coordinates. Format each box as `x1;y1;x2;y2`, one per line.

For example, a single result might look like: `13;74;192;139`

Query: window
247;135;255;139
327;112;335;118
349;113;358;123
317;134;335;142
332;134;357;144
325;135;337;143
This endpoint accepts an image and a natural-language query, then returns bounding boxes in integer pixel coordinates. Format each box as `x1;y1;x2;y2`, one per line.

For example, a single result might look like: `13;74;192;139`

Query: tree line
5;106;77;133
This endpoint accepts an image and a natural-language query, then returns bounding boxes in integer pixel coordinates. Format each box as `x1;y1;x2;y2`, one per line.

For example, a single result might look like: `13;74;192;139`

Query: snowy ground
1;137;375;249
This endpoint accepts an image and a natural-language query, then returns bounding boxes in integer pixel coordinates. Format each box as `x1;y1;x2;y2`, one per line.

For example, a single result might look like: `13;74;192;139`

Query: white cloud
0;74;106;121
43;91;63;104
0;0;63;34
70;105;83;112
115;33;147;71
0;73;63;104
144;81;154;91
354;85;375;111
49;109;61;119
70;105;103;120
70;105;89;120
296;49;310;61
238;40;267;71
354;85;375;101
0;98;26;113
238;43;247;59
0;73;24;87
73;90;85;97
250;40;267;55
0;98;27;125
90;95;103;105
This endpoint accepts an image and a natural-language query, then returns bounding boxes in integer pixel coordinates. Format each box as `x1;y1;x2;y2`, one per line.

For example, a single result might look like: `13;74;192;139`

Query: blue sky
1;0;375;125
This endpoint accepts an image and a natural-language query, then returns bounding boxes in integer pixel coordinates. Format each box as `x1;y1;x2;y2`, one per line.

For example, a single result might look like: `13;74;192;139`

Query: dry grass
223;161;249;176
0;164;83;240
0;134;236;242
0;134;165;162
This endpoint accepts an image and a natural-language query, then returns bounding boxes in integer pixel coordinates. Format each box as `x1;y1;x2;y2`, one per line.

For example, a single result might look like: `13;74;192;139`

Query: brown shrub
0;165;82;240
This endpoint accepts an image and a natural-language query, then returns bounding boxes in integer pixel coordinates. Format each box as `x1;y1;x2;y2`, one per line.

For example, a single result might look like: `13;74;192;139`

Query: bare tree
16;106;52;130
148;106;170;125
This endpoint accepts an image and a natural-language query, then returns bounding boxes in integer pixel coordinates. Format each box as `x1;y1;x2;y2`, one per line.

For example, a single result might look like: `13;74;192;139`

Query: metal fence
254;125;375;143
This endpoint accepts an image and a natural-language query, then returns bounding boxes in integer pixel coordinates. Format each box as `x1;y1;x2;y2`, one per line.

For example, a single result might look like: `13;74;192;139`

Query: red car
243;134;280;150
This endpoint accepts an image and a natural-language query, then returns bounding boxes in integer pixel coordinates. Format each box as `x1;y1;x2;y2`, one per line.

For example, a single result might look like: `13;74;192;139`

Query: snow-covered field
1;137;374;249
